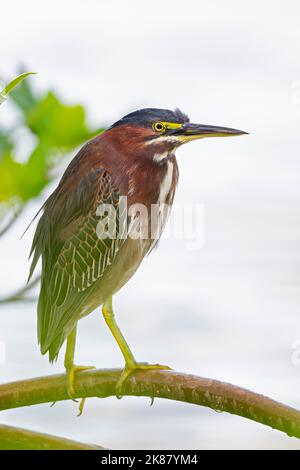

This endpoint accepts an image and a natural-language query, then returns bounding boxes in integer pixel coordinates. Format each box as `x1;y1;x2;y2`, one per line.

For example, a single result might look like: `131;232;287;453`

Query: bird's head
108;108;248;163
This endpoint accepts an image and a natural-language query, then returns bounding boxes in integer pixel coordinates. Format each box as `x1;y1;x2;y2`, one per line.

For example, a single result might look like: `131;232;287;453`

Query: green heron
29;108;247;405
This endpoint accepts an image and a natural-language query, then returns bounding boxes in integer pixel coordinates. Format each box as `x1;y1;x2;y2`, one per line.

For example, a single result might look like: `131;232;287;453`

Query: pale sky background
0;0;300;449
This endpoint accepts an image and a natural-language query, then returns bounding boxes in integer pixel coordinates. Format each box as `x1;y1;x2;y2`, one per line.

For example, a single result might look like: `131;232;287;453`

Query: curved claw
116;362;172;398
77;398;86;417
150;397;155;407
65;365;96;414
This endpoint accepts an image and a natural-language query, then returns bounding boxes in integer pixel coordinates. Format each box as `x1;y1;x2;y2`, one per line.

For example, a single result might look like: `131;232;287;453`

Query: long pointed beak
169;123;248;142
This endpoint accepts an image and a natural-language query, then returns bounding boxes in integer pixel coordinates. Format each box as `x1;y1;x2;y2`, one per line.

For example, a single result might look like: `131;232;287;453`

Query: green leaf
22;145;50;199
0;72;37;104
9;72;38;115
0;153;24;202
0;146;49;203
26;91;102;149
0;130;13;156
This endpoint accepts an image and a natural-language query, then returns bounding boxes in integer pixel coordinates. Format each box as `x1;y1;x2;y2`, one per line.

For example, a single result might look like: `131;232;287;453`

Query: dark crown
111;108;189;128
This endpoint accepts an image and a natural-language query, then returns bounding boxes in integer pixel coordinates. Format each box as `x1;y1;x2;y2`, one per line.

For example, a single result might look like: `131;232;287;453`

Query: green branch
0;369;299;439
0;424;104;450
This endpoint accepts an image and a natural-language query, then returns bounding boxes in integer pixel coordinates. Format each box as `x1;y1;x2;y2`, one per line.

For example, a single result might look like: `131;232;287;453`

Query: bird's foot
116;361;172;398
66;364;95;397
65;364;96;416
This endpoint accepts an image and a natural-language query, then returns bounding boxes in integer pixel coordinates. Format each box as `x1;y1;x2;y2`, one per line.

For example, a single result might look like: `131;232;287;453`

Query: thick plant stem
0;424;105;450
0;369;300;439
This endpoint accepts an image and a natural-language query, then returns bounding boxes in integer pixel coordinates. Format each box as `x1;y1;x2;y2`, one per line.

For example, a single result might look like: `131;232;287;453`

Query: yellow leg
64;325;95;415
102;296;171;398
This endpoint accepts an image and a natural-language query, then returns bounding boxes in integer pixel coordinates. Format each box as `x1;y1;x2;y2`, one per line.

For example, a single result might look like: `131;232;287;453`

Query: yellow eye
153;121;165;133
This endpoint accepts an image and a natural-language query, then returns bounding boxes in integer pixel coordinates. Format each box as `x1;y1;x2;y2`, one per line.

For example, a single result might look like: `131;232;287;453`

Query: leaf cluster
0;72;104;208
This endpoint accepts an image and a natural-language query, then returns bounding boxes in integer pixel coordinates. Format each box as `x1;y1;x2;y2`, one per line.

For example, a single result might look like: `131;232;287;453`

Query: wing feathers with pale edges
30;165;125;360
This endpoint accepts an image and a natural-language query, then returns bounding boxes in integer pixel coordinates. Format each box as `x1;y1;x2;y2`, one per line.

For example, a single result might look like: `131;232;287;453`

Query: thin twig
0;369;299;439
0;206;23;238
0;274;40;304
0;424;105;450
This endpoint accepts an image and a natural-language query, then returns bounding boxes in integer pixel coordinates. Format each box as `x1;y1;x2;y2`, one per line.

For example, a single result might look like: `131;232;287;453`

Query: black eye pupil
156;123;163;131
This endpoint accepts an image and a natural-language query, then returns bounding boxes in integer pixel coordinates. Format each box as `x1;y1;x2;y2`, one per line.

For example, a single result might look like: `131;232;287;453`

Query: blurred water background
0;0;300;449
